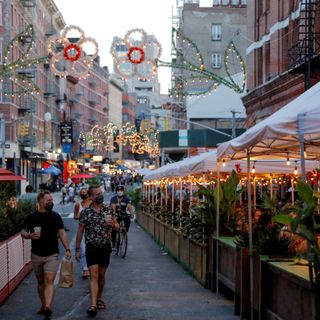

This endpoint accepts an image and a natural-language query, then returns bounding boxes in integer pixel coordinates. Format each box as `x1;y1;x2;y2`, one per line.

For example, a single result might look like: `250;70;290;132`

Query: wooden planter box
260;259;320;320
137;211;210;287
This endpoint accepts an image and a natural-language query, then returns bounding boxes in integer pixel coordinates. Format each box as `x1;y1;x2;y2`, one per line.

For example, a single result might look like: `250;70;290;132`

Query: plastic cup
34;226;41;235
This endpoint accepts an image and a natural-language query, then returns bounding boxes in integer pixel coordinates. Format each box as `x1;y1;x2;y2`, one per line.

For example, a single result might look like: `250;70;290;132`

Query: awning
217;81;320;161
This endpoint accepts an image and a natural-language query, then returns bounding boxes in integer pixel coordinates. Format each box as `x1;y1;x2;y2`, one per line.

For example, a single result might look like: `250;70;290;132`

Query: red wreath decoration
63;44;81;62
127;47;145;64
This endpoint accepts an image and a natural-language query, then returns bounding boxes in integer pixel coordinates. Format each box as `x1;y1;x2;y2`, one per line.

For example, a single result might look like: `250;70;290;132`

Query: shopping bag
58;258;73;288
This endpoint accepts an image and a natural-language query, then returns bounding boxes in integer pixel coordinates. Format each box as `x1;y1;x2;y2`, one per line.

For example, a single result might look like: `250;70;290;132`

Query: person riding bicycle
110;185;133;248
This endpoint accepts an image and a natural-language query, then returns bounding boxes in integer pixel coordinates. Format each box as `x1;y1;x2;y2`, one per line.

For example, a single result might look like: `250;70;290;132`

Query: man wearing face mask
21;191;71;319
75;185;119;317
110;185;133;248
73;187;91;279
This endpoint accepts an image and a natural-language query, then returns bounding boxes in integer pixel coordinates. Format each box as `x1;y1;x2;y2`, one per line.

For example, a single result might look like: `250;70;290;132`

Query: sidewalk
0;219;239;320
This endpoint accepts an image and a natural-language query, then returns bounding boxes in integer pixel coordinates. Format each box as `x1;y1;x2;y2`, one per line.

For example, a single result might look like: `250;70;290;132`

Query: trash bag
58;258;73;288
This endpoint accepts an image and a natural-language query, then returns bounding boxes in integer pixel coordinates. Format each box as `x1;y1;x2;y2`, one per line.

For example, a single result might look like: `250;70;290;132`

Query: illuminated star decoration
110;28;162;80
47;25;99;80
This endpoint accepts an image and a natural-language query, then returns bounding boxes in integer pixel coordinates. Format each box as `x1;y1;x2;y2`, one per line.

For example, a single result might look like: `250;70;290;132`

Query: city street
0;192;239;320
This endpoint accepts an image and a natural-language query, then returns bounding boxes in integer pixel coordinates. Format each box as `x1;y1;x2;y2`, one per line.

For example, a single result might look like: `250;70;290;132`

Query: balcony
88;98;98;107
17;68;36;79
69;93;82;104
20;0;35;7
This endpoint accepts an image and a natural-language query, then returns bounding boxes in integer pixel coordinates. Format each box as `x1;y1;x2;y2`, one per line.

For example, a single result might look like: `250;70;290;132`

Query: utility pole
231;110;241;139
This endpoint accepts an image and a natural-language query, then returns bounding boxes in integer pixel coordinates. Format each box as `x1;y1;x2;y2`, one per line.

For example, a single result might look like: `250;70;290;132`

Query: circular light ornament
110;28;162;80
127;47;145;64
64;44;81;62
47;25;99;79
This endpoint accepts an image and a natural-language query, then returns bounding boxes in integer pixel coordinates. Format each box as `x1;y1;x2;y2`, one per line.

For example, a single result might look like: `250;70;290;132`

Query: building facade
172;0;247;130
0;0;65;191
243;0;320;127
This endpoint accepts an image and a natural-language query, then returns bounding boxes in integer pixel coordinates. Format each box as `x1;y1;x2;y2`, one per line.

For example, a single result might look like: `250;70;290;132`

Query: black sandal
97;299;106;309
86;306;97;317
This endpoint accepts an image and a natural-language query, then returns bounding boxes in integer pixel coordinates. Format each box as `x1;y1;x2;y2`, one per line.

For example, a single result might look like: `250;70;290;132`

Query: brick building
244;0;320;127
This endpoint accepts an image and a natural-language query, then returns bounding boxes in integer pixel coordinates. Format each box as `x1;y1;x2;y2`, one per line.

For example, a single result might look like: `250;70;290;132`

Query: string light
251;162;256;174
222;159;226;167
286;153;290;166
294;161;298;175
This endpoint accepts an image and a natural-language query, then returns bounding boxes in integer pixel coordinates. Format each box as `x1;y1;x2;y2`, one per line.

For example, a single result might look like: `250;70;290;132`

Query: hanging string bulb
251;162;256;174
294;161;298;175
286;153;290;166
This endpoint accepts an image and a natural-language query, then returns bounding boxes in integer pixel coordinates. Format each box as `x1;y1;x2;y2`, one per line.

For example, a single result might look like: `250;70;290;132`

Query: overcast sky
54;0;177;94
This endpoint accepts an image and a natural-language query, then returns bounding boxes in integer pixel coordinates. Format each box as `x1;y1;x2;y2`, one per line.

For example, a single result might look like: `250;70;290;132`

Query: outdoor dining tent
217;80;320;168
143;149;318;181
216;80;320;318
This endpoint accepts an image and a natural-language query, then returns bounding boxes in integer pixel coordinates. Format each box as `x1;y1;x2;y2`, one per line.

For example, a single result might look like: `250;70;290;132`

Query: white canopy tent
217;81;320;163
143;150;318;181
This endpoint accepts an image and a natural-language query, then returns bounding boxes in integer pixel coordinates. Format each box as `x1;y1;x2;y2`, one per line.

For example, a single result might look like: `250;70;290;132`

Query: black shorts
85;244;112;268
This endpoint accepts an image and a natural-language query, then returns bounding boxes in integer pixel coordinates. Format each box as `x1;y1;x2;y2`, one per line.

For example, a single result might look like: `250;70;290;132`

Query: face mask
117;191;124;197
95;195;104;204
45;203;54;211
80;194;88;200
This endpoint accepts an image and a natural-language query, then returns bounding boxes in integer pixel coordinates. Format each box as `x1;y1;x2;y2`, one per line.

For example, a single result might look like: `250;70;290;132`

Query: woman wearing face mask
21;191;71;318
75;185;119;317
74;187;91;279
110;185;133;249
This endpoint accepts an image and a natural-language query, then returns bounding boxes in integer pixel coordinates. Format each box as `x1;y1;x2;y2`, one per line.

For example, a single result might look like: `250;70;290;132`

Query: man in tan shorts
21;191;71;319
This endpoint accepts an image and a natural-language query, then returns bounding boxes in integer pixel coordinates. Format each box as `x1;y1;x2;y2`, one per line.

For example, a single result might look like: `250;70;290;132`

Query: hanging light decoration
47;25;99;79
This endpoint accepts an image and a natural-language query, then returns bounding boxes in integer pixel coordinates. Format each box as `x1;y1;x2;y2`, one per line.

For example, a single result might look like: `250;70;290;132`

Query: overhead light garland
158;27;246;97
110;28;162;81
81;122;159;157
0;25;48;96
47;25;99;79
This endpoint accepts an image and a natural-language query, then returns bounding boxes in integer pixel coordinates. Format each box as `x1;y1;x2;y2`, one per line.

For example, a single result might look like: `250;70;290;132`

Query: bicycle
114;212;130;258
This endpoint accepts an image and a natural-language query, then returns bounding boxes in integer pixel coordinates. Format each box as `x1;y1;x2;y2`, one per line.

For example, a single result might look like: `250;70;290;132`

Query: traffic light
18;123;29;136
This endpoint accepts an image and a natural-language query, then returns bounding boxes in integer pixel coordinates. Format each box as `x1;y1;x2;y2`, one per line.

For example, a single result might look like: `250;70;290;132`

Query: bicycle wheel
119;230;128;258
115;231;121;256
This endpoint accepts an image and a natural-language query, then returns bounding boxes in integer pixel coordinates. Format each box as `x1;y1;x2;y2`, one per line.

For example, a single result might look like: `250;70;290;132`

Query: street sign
5;144;10;149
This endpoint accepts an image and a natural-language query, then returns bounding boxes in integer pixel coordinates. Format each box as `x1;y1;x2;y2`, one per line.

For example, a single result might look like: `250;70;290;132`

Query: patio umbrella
71;173;96;179
41;166;61;175
0;168;18;175
0;174;26;181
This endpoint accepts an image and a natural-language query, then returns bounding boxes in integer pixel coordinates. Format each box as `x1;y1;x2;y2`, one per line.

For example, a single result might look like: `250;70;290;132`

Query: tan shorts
31;253;59;276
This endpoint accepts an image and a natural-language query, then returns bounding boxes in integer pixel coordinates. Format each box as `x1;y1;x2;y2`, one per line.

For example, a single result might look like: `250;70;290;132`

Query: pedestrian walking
73;187;91;279
21;191;71;319
75;185;119;317
61;184;67;204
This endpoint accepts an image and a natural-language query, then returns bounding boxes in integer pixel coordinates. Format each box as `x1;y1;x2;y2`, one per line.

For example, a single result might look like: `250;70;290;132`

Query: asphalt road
0;192;239;320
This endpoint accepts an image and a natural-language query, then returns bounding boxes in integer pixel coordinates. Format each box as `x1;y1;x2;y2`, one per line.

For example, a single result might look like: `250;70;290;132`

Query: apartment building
0;0;65;190
243;0;320;127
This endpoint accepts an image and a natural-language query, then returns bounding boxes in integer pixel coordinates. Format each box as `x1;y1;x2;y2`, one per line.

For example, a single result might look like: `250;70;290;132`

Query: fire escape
289;0;320;90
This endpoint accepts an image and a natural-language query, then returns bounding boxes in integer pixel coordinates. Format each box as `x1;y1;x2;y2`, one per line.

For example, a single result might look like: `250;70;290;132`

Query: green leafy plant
216;170;243;235
274;181;320;285
127;188;141;209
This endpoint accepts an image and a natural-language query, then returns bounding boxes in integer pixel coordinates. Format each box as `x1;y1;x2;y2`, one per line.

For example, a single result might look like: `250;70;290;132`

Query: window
222;0;229;5
212;53;222;68
212;0;221;5
241;0;247;4
211;24;222;41
231;0;239;4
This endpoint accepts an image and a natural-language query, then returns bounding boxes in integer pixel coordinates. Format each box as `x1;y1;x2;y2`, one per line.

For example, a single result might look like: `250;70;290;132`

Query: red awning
0;175;26;181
